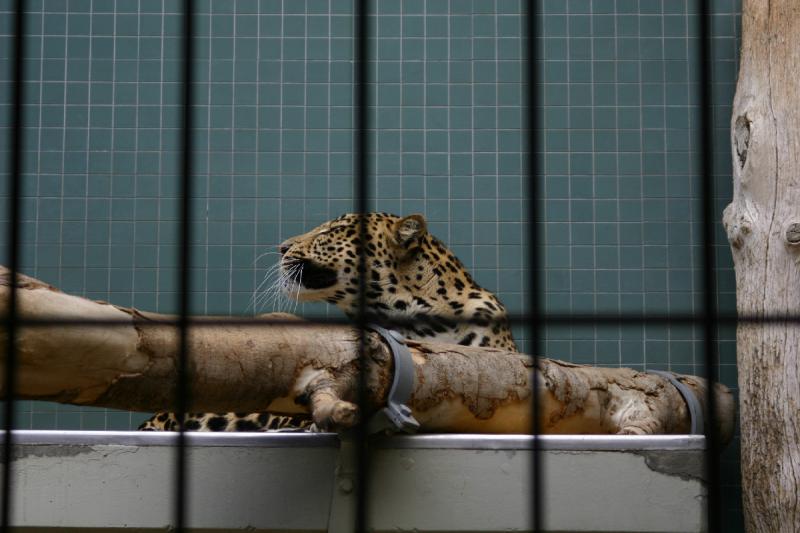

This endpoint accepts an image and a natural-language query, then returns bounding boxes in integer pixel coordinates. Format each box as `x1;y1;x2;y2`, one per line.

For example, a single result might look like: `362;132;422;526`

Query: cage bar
1;1;25;531
354;1;370;532
174;1;195;531
525;1;543;531
697;0;721;531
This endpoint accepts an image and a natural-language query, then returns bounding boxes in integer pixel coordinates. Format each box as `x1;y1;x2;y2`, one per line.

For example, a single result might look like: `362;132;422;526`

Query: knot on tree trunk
785;222;800;248
734;114;752;169
722;204;753;250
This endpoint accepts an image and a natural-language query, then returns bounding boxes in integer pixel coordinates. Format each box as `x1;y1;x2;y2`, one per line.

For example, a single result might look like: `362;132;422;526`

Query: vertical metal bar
354;1;370;533
524;2;543;532
697;0;720;531
0;0;23;527
1;1;24;531
175;1;194;532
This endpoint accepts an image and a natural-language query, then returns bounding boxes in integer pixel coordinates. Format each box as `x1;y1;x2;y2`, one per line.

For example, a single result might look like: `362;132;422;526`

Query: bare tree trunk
0;267;734;439
723;1;800;530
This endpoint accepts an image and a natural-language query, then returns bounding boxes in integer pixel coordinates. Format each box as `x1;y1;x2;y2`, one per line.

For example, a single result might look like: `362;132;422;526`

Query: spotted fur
139;213;517;431
139;411;313;432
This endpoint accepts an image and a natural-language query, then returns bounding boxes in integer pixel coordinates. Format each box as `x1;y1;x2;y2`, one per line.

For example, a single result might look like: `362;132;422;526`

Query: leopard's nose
278;241;291;255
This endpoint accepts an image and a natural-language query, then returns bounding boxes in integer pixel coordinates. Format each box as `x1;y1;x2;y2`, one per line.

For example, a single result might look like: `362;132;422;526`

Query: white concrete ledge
5;431;706;532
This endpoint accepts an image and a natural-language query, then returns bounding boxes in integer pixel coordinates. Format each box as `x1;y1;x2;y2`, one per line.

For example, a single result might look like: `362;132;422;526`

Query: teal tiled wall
1;0;741;529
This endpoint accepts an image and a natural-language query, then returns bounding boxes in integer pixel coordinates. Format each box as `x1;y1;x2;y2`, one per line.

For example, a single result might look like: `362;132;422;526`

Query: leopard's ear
393;214;427;249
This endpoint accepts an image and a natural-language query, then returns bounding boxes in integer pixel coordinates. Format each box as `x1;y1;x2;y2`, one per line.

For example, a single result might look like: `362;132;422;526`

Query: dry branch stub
0;266;733;441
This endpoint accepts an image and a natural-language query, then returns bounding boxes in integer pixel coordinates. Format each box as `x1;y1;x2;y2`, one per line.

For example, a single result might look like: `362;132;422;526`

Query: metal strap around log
366;324;420;434
647;370;705;435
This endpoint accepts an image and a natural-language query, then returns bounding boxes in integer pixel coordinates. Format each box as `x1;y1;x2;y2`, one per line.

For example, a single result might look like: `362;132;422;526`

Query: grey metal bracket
366;324;420;434
647;370;705;435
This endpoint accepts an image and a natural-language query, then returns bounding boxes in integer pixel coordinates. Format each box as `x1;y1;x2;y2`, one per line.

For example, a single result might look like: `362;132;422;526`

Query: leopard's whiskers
291;263;304;315
256;262;288;313
249;261;282;314
268;263;293;312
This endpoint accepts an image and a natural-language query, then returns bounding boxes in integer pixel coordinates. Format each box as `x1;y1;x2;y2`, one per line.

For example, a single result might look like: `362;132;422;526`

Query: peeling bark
723;1;800;530
0;267;734;439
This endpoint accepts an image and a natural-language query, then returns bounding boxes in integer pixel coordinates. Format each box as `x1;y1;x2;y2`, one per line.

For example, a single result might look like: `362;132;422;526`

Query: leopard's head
277;212;517;350
278;212;429;309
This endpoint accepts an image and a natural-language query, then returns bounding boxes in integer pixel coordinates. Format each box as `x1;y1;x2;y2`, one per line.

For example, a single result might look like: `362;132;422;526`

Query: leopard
139;212;517;432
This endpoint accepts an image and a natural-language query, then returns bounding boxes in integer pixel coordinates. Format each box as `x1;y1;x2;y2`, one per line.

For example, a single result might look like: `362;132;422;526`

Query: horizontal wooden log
0;267;734;441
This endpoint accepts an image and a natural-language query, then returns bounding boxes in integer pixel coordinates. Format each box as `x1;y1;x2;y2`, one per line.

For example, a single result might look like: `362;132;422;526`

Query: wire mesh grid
0;0;753;531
